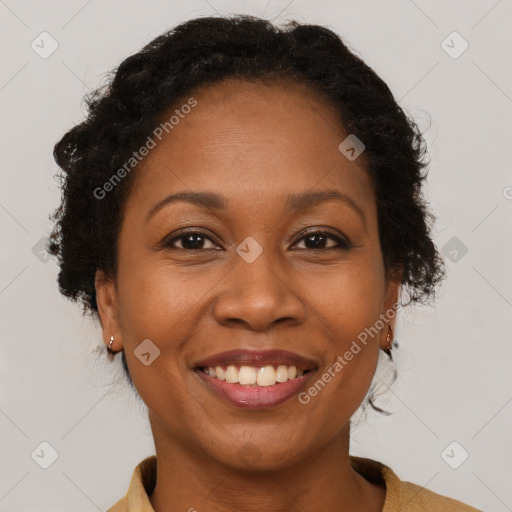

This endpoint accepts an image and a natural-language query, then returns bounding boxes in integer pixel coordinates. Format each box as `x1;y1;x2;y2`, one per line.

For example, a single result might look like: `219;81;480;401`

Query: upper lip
193;349;318;371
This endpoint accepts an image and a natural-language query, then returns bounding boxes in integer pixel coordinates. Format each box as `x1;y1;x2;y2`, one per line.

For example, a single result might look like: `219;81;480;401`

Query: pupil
183;234;203;249
306;234;326;249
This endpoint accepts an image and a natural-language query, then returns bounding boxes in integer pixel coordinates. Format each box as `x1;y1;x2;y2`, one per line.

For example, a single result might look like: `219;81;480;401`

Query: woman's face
97;78;400;469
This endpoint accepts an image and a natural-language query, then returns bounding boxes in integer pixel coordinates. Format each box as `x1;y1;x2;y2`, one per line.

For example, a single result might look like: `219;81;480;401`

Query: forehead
127;78;374;217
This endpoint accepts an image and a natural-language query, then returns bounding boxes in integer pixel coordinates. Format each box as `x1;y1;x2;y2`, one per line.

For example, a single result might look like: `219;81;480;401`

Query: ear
95;270;123;352
379;268;403;351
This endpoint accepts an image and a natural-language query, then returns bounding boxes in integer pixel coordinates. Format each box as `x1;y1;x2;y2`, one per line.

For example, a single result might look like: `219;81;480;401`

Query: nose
212;253;307;332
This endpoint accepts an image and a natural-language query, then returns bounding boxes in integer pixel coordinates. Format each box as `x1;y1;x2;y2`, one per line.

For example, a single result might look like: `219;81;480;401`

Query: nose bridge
236;239;284;296
212;237;306;330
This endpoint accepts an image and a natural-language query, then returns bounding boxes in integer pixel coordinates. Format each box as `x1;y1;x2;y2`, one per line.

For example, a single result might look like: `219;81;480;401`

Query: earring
386;324;393;349
383;324;394;356
107;335;115;353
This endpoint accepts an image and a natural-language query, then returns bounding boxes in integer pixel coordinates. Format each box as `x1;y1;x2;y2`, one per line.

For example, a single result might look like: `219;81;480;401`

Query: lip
195;367;317;409
193;349;318;371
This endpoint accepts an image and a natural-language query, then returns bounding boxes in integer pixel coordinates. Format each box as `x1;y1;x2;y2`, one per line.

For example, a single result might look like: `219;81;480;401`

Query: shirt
106;455;481;511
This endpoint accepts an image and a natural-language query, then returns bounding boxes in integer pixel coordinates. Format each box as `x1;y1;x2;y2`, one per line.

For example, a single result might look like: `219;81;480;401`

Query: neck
147;415;385;512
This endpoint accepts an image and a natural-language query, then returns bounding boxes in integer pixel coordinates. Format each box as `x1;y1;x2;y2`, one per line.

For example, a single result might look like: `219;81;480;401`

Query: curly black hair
48;14;446;413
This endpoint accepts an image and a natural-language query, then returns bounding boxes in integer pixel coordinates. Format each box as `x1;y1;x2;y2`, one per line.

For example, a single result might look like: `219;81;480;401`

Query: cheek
114;254;225;399
116;258;211;337
114;261;199;419
300;344;379;440
298;254;385;410
299;273;383;431
304;250;386;339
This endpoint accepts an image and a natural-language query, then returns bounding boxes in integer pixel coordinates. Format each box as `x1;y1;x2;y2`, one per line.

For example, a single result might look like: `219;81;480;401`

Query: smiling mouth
196;364;314;387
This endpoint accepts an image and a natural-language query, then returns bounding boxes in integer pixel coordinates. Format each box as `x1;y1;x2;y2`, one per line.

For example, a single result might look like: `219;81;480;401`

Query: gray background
1;0;511;510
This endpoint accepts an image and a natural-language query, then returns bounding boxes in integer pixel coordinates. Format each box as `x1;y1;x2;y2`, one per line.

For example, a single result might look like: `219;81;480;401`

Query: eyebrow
147;189;367;229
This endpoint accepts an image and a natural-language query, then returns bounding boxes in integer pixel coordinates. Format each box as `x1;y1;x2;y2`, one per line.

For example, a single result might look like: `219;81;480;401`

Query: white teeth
276;365;288;383
225;365;238;383
238;366;257;385
203;364;309;386
215;366;225;380
257;365;276;386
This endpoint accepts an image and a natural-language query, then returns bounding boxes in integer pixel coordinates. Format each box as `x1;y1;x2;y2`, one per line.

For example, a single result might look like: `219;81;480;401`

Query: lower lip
195;369;316;409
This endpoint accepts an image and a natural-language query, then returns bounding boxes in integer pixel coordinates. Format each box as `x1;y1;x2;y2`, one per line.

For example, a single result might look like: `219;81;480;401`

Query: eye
292;230;352;251
162;228;352;252
164;230;220;251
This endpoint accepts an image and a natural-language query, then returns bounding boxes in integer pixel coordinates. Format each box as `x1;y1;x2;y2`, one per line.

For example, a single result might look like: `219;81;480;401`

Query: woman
48;14;480;512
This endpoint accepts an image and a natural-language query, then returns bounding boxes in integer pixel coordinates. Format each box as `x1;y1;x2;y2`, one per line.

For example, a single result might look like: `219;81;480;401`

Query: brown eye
165;231;220;251
162;229;352;252
292;230;352;251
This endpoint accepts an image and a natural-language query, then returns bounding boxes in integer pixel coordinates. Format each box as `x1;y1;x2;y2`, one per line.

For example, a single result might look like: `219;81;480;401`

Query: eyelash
163;229;352;252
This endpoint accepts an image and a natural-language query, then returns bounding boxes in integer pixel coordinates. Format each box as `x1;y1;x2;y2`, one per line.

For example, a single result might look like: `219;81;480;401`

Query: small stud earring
382;324;395;356
386;324;393;350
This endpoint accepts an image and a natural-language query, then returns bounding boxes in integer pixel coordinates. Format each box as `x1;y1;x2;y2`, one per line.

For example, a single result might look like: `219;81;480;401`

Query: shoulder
349;455;482;511
384;471;482;511
106;495;128;512
106;455;157;512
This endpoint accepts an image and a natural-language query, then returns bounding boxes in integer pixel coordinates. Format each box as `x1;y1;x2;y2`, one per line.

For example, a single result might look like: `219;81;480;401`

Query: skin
96;78;402;512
